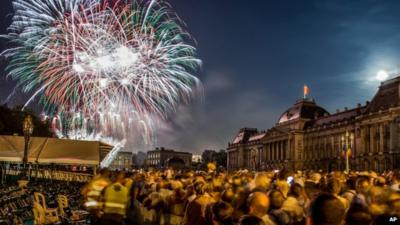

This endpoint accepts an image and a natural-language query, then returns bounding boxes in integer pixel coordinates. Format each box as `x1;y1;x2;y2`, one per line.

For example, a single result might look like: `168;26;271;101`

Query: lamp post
22;115;34;175
342;130;353;173
345;131;350;173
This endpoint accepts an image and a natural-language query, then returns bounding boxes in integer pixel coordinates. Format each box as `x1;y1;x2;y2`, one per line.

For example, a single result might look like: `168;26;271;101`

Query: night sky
1;0;400;153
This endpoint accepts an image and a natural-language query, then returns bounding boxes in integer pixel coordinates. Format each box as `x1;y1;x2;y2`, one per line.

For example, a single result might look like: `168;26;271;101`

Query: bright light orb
121;78;130;85
376;70;389;81
99;78;108;88
73;63;85;73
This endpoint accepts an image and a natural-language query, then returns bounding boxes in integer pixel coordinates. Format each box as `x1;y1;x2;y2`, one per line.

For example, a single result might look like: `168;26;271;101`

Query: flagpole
303;85;308;99
345;131;350;173
346;149;349;173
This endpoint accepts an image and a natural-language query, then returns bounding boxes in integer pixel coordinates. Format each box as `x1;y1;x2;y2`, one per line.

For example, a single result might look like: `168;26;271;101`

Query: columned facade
227;76;400;172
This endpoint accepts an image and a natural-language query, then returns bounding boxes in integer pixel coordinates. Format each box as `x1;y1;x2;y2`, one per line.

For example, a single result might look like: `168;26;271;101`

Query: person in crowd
391;171;400;191
247;192;275;225
349;176;371;212
310;193;346;225
325;178;349;210
281;183;305;224
183;180;216;225
251;173;272;192
99;172;129;225
205;201;234;225
275;171;290;198
268;190;291;225
240;215;266;225
341;177;357;205
345;208;373;225
68;168;400;225
81;168;111;219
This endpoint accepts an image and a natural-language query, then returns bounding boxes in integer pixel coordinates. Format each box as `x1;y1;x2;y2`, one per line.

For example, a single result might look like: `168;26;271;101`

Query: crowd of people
82;165;400;225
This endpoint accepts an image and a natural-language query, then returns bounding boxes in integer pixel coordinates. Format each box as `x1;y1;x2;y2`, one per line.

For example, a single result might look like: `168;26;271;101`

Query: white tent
0;135;113;165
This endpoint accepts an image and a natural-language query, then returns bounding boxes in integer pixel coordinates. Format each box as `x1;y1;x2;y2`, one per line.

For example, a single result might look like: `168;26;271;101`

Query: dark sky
2;0;400;153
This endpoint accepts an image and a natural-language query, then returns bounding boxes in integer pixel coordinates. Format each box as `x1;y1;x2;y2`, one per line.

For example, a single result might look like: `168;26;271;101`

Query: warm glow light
376;70;389;81
121;78;130;85
99;78;108;87
72;63;85;73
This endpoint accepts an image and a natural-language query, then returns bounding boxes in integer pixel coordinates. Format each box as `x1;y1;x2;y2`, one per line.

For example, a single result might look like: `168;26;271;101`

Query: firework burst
3;0;202;165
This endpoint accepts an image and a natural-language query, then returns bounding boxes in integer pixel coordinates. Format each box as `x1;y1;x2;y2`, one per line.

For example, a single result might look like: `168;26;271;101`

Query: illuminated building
227;77;400;172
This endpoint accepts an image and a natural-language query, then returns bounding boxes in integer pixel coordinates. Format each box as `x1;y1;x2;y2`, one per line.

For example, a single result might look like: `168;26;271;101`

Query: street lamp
342;130;352;173
22;115;34;173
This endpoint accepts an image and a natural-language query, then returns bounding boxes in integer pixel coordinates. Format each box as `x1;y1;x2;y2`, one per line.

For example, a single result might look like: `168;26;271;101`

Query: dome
278;99;329;124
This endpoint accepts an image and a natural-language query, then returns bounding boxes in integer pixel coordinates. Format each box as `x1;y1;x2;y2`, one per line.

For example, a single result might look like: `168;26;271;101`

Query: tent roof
0;135;113;165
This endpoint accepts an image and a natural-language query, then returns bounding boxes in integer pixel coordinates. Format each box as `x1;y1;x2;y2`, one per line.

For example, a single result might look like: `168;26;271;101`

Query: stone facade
146;147;192;168
227;77;400;172
110;151;133;170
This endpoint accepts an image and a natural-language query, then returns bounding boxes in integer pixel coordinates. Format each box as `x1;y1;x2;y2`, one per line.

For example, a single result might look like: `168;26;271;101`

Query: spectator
349;176;371;212
247;192;275;225
325;178;349;210
209;201;234;225
268;190;291;225
282;183;305;224
310;193;345;225
345;210;372;225
240;215;266;225
100;172;129;225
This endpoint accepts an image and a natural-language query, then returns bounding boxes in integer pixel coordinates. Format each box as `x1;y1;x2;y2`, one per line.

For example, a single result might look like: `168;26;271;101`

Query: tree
201;149;227;168
214;150;227;168
202;150;215;164
0;105;53;137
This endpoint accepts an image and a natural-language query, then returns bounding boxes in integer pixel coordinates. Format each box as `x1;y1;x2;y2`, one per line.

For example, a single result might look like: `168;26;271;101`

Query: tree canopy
0;104;53;137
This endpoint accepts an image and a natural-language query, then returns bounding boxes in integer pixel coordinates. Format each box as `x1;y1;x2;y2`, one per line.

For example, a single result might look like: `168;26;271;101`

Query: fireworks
3;0;202;165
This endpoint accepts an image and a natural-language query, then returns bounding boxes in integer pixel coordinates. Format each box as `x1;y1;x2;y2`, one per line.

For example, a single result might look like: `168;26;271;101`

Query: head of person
345;210;372;225
311;173;322;184
368;186;391;216
247;192;269;218
356;176;371;196
221;188;235;204
212;201;234;225
288;183;304;198
116;172;126;183
212;178;224;192
392;171;400;183
268;190;285;210
239;215;265;225
310;193;345;225
304;181;321;199
326;178;342;195
254;173;271;191
194;180;206;195
275;179;290;198
232;176;242;187
345;177;356;190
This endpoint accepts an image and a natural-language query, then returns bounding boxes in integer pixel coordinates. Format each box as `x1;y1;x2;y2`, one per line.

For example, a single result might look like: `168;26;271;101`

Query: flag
341;148;352;158
304;85;309;98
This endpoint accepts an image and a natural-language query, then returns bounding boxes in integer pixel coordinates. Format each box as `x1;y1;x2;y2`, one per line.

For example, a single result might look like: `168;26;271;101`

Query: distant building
228;77;400;172
146;147;192;169
192;154;202;163
110;151;133;170
132;151;147;167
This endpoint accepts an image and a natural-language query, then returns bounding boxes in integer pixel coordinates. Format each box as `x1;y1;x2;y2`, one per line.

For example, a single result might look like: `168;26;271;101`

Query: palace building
146;147;192;169
227;76;400;172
